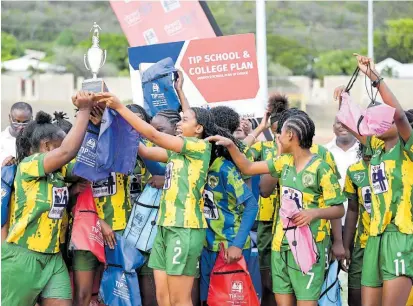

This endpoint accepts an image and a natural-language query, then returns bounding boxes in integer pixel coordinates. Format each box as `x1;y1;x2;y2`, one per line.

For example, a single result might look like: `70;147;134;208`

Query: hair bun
53;111;68;122
35;111;52;124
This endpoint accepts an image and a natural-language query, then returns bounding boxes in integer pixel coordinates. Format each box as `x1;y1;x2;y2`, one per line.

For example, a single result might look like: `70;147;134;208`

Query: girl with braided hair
2;92;94;306
207;111;345;306
200;106;258;304
95;92;243;306
333;54;413;306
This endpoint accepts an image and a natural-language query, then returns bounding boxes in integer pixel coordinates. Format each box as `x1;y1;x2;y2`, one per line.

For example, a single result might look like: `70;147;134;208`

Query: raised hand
174;70;184;92
353;53;379;80
73;91;94;110
94;92;123;111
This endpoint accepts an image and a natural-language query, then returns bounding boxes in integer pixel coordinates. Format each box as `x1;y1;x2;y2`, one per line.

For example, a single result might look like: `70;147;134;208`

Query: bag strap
141;72;171;85
345;67;360;93
319;262;340;299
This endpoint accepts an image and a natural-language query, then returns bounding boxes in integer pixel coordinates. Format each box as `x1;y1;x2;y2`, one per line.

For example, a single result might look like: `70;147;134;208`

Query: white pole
256;0;268;116
368;0;374;59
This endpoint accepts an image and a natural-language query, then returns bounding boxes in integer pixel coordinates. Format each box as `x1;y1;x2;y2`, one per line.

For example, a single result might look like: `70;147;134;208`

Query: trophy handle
84;54;91;71
100;50;107;69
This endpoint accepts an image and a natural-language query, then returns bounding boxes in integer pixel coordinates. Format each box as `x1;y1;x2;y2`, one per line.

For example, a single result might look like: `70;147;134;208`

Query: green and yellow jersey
366;135;413;236
250;140;279;221
343;160;371;248
93;173;132;231
158;137;211;228
267;154;345;251
310;144;341;179
7;153;70;253
203;157;254;251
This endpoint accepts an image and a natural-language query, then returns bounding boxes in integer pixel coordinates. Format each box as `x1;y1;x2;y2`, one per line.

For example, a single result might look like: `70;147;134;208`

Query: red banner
110;0;218;47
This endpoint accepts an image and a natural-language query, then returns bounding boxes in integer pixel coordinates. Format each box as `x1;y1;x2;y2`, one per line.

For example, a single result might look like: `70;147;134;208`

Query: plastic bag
96;108;140;175
1;165;16;227
73;123;110;182
123;185;162;252
207;243;259;306
279;196;318;274
99;233;145;306
141;57;180;117
318;260;342;306
69;187;106;263
336;92;395;136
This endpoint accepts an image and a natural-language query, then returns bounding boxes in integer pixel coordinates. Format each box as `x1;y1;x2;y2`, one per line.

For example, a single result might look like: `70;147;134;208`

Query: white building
376;58;413;79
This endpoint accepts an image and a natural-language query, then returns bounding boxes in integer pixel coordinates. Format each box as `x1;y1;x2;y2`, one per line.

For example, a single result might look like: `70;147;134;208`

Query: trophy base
82;78;109;93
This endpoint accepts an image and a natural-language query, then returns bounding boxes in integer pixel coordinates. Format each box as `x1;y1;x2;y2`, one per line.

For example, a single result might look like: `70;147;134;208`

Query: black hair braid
53;111;72;134
283;112;315;149
276;108;307;134
16;111;65;163
210;106;240;134
357;142;364;160
126;104;151;123
155;109;181;128
191;107;245;165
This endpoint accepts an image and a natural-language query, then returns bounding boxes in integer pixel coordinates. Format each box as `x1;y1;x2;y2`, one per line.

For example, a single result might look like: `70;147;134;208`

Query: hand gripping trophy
82;22;109;92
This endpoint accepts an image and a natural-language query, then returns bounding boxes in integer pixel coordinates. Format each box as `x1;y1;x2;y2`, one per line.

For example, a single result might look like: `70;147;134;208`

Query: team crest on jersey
207;175;219;189
354;172;366;184
302;173;315;187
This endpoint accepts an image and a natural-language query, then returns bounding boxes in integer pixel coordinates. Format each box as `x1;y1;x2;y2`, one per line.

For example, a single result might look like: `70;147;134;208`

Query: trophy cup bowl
82;23;109;93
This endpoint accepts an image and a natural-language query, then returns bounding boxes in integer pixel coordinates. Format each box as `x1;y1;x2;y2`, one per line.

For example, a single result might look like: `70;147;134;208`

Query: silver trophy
82;22;108;92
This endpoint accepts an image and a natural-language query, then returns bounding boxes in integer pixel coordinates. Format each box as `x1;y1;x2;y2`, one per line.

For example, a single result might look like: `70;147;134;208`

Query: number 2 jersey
157;137;211;229
203;157;255;251
7;153;69;253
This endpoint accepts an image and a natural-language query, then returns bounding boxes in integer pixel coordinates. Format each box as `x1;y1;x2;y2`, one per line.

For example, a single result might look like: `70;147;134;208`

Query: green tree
267;34;313;75
54;29;76;46
374;18;413;63
78;33;129;72
313;50;359;77
1;32;23;61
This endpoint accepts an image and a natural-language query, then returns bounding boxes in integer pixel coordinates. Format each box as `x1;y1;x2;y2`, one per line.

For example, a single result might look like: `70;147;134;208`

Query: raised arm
243;112;270;147
95;93;184;153
206;135;269;176
174;70;190;112
43;92;93;174
138;144;169;163
354;53;412;143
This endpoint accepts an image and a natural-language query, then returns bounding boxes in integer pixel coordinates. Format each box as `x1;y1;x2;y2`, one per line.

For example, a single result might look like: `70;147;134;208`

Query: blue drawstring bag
96;108;140;175
318;260;342;306
99;233;145;306
141;57;180;117
73;123;110;182
123;185;162;252
1;165;17;226
247;231;262;301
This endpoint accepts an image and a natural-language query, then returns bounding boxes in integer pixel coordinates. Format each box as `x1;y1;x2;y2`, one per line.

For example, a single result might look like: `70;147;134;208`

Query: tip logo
86;138;96;149
231;281;243;294
152;83;160;93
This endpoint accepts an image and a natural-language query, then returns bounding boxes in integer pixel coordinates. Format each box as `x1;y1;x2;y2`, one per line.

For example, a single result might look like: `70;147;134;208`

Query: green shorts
348;246;364;289
72;230;123;272
148;226;206;277
1;242;72;306
257;220;273;270
271;239;330;301
361;226;413;288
